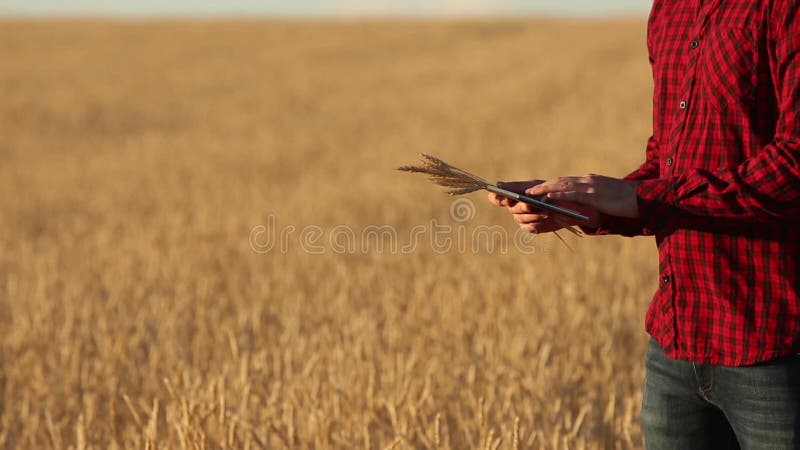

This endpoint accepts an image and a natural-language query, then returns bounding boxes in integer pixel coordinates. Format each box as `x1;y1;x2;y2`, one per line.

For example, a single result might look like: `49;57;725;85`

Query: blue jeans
642;338;800;449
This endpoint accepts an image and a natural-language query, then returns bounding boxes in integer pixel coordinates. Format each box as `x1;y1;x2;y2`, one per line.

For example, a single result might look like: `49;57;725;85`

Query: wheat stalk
398;154;583;243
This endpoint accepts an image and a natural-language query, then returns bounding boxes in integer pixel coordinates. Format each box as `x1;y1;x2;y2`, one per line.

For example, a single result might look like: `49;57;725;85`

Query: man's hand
487;180;601;233
526;174;640;218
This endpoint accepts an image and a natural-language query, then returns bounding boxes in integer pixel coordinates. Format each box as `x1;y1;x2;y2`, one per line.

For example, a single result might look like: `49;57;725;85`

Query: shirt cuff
579;214;652;237
636;178;676;230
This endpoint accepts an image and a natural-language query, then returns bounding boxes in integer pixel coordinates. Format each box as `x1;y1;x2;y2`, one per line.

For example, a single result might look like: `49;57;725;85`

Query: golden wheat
0;19;657;449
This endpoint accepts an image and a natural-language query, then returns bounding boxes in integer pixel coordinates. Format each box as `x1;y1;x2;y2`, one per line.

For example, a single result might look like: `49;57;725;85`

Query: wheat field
0;19;658;449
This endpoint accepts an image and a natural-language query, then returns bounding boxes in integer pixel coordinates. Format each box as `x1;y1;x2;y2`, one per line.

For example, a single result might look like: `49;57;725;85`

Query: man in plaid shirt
489;1;800;448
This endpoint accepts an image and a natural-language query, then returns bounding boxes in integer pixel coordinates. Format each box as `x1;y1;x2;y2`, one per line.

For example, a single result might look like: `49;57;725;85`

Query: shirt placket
658;0;721;355
665;0;721;176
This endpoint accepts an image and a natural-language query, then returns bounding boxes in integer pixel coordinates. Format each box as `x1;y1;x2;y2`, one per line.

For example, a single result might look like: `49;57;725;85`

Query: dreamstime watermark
248;198;553;255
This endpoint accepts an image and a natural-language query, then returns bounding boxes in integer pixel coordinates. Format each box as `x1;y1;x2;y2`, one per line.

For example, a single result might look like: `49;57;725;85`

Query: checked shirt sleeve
637;4;800;227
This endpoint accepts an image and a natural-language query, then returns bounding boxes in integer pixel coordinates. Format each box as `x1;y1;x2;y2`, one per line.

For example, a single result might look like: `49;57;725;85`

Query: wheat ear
399;154;583;241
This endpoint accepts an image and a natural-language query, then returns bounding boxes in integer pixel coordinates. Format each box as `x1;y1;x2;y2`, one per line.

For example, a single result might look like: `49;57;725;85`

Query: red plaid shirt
592;0;800;365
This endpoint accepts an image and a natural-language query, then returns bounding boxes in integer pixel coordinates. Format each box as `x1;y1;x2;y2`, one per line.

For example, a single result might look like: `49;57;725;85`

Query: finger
487;192;503;207
547;191;592;205
506;202;534;214
488;189;516;207
500;197;517;207
513;213;549;224
489;192;519;208
526;177;586;196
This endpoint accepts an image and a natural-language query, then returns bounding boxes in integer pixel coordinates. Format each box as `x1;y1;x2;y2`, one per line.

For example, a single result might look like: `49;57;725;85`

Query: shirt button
690;39;699;49
679;100;687;109
666;157;673;167
663;275;671;284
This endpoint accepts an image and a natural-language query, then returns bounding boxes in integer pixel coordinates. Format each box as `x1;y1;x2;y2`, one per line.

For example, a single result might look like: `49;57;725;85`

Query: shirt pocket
697;27;758;114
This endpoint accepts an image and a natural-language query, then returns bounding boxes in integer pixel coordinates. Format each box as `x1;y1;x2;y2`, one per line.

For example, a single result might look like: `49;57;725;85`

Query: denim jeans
641;338;800;449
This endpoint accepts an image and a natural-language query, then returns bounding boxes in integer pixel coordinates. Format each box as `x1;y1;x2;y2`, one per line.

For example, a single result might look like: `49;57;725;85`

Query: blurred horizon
0;0;651;18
